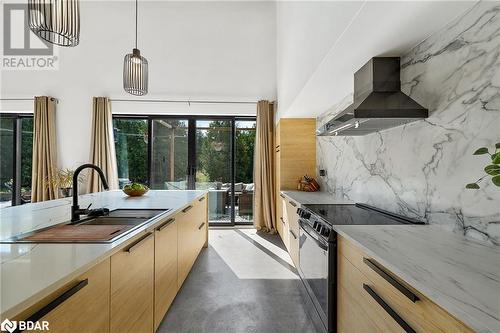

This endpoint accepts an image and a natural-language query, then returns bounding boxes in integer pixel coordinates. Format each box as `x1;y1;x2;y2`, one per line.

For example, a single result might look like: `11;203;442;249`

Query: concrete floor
157;228;317;333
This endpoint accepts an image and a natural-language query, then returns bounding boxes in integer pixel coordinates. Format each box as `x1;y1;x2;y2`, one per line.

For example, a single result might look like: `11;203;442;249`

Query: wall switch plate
319;169;326;177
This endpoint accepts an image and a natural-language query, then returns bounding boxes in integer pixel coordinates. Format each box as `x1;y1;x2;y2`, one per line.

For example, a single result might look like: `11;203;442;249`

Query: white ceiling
277;1;477;118
1;1;277;102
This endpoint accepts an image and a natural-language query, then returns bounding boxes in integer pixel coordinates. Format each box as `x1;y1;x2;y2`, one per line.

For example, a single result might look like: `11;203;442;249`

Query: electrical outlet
319;169;326;177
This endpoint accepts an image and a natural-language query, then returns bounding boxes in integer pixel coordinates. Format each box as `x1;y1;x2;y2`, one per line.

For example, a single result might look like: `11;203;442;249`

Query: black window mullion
187;118;196;190
147;117;153;187
230;118;236;226
13;116;21;205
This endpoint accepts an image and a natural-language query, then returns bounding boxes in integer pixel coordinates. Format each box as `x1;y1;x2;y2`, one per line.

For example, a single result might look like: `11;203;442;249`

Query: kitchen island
0;190;208;332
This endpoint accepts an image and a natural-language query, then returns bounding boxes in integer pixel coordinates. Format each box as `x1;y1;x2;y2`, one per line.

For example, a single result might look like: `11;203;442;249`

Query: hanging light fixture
28;0;80;47
123;0;148;96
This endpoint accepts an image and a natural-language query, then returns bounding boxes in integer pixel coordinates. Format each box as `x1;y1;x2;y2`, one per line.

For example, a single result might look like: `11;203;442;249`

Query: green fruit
132;183;143;190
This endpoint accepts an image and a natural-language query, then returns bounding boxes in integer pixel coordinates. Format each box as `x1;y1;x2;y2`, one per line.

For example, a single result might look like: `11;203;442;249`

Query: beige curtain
31;96;58;202
253;100;276;232
88;97;119;192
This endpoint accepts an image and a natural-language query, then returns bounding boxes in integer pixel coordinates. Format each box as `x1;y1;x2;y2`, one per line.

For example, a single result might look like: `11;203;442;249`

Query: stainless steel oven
297;210;336;333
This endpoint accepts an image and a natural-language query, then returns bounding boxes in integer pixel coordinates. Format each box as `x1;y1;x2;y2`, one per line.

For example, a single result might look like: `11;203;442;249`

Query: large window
113;116;256;225
0;114;33;207
113;118;149;188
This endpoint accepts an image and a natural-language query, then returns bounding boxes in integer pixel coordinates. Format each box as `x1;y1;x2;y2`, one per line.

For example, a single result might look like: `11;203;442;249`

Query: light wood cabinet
154;217;178;331
178;195;208;289
275;118;316;248
285;198;300;265
275;118;316;191
111;233;154;333
338;235;474;333
19;259;110;333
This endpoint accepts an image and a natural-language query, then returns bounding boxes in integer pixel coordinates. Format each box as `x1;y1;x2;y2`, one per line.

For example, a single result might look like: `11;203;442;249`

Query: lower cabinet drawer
288;227;299;266
111;233;154;333
338;236;473;333
154;218;178;331
338;253;413;333
18;258;111;333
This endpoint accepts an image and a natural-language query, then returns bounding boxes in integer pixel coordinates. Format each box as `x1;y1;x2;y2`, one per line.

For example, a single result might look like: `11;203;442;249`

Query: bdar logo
0;319;17;333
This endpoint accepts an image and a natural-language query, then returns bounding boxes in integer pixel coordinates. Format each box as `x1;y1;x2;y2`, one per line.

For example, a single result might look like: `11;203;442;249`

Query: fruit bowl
123;183;149;197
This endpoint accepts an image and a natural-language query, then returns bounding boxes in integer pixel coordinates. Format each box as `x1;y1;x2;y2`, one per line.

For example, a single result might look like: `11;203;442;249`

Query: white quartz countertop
283;191;500;333
281;191;354;205
0;190;206;319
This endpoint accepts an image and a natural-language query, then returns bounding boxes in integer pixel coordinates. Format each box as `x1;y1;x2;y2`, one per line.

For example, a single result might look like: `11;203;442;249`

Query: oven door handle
299;220;328;251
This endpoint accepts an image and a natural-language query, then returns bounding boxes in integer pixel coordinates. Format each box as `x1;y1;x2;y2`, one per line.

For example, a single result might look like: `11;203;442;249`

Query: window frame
0;113;34;206
112;114;256;225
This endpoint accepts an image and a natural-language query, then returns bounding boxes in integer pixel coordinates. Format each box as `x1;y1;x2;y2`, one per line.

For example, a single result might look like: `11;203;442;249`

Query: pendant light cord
135;0;138;48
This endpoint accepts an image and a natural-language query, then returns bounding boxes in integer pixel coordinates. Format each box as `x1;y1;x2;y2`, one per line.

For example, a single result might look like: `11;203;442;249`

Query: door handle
126;233;153;253
198;222;205;230
157;218;175;232
363;258;419;302
19;279;88;330
182;205;193;213
289;230;297;239
289;201;297;207
363;284;416;333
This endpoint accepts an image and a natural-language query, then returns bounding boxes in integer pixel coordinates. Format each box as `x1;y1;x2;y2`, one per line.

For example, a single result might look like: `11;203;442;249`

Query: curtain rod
1;97;59;102
109;99;261;105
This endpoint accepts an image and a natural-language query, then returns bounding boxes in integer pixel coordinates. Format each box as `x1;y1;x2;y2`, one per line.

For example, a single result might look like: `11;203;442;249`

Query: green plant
466;143;500;189
45;168;85;190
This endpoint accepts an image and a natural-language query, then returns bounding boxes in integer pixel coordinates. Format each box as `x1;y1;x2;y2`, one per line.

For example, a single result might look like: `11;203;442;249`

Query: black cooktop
302;203;425;226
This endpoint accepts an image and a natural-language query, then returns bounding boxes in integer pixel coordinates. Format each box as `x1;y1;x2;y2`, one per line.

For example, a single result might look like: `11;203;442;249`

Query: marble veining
333;224;500;333
317;2;500;245
281;191;354;205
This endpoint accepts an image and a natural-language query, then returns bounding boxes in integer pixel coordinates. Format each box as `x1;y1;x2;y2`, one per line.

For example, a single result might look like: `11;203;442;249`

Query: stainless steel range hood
318;57;428;136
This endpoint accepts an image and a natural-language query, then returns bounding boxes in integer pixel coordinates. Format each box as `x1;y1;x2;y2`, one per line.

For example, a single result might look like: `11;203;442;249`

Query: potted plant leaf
466;143;500;189
46;168;85;198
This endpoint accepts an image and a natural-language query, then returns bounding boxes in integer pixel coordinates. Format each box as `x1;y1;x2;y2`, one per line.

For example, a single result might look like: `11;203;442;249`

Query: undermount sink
76;216;147;226
3;209;169;244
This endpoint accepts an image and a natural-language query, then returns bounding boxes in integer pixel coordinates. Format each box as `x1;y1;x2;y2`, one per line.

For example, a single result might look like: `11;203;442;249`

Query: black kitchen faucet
71;164;110;222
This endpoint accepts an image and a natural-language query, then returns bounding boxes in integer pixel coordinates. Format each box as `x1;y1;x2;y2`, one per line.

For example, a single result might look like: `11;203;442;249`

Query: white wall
1;1;276;169
276;1;476;119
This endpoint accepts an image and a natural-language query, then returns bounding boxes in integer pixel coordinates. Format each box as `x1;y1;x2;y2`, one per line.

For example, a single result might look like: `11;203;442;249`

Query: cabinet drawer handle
276;145;280;149
126;233;153;253
289;201;297;207
363;257;419;302
289;230;297;239
280;217;285;224
157;218;175;232
279;193;285;198
182;205;193;213
198;196;206;202
198;222;206;230
363;284;416;333
21;279;88;328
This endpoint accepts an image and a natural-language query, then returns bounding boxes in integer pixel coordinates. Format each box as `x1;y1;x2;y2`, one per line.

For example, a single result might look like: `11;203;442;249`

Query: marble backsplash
317;2;500;245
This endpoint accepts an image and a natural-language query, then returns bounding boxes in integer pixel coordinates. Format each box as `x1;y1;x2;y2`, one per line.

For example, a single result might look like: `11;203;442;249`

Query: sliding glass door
195;119;233;224
151;119;189;190
113;115;256;225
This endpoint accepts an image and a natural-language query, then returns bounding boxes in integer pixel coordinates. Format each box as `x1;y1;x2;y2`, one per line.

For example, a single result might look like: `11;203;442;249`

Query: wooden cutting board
24;224;135;242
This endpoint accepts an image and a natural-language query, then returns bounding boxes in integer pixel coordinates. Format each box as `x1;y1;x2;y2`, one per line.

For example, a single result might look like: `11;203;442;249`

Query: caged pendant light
28;0;80;47
123;0;148;96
